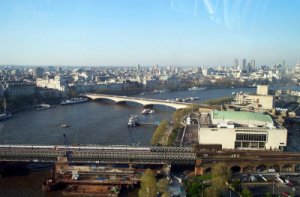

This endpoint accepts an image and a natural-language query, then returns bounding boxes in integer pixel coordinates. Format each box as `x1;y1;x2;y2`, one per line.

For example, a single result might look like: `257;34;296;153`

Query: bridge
194;148;300;175
2;144;300;175
84;93;212;110
0;144;196;165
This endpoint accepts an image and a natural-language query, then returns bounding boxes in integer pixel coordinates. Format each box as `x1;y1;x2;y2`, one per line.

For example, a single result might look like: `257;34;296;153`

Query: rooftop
212;110;273;124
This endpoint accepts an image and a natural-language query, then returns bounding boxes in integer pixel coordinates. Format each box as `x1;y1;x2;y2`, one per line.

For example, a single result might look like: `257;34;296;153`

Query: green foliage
203;97;234;105
157;178;169;193
210;163;231;196
204;187;218;197
241;188;253;197
166;128;178;146
150;120;168;145
231;179;241;192
139;169;157;197
264;192;272;197
161;192;170;197
172;108;194;129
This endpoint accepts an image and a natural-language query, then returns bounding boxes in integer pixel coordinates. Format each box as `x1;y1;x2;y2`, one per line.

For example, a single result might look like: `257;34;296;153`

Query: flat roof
212;110;273;124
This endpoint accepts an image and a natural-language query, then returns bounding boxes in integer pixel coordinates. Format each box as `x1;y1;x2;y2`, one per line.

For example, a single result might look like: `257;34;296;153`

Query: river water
0;87;259;146
0;86;299;197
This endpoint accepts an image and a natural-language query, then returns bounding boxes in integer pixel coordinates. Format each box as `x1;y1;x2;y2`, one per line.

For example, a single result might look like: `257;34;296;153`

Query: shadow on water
0;162;31;177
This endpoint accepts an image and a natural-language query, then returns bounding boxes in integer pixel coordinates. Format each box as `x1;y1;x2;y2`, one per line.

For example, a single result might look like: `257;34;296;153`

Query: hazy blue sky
0;0;299;67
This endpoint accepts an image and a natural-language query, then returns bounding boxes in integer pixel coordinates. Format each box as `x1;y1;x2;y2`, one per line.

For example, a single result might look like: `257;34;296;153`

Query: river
0;86;299;197
0;87;260;146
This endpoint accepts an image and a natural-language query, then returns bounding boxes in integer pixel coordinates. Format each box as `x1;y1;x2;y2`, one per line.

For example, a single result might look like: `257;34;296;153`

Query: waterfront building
198;110;287;150
36;75;68;92
232;85;274;110
5;81;35;98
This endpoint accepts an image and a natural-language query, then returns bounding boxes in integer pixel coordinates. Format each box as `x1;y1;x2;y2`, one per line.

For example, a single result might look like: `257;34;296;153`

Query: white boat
141;109;155;115
128;115;139;127
36;104;53;111
0;98;12;121
188;87;207;91
0;112;12;121
232;92;236;95
190;97;199;100
61;97;88;105
61;124;70;128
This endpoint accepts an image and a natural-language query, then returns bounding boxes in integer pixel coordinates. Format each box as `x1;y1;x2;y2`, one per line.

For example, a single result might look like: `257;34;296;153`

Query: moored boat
0;98;12;121
61;97;88;105
36;104;53;111
188;86;207;91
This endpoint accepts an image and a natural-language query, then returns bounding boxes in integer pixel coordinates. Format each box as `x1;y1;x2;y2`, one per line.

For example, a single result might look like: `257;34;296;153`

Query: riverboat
188;87;207;91
63;185;120;196
36;104;53;111
61;97;88;105
0;98;12;121
141;108;155;115
128;115;139;127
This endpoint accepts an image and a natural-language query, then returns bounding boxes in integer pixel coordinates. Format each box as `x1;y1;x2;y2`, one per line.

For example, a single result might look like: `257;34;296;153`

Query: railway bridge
194;149;300;175
2;144;300;175
0;144;196;165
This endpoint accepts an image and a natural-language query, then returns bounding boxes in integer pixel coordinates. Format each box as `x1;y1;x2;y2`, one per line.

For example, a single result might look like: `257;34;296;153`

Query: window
236;133;267;142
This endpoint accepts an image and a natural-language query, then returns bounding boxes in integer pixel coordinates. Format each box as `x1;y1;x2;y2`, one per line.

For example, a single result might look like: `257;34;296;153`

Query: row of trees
150;120;168;145
203;96;234;105
183;163;261;197
139;169;170;197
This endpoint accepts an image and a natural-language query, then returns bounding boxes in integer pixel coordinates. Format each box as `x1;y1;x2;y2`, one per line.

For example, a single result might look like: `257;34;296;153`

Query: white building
233;85;274;110
198;110;287;150
36;75;68;92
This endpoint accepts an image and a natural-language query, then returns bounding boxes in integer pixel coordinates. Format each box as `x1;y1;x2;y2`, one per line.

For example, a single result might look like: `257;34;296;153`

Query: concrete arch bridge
84;93;203;110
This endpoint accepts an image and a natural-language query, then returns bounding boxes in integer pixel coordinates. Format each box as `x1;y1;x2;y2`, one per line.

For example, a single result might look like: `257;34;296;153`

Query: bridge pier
143;104;153;109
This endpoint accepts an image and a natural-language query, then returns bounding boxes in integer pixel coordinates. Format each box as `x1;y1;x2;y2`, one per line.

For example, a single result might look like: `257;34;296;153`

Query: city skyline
0;0;300;66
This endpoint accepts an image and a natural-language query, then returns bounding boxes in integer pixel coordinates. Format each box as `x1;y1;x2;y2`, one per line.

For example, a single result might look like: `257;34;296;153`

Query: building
36;75;68;92
32;67;44;78
5;81;35;98
234;59;238;69
198;110;287;150
232;85;274;110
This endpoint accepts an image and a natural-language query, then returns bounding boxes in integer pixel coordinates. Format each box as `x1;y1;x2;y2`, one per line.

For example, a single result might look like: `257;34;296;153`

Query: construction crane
63;134;73;161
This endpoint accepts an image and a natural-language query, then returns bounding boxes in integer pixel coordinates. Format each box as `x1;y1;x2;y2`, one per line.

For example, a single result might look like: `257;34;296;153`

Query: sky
0;0;300;67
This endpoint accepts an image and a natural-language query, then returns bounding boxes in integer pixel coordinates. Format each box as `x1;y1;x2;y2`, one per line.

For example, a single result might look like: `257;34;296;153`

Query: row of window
236;133;267;142
235;141;265;149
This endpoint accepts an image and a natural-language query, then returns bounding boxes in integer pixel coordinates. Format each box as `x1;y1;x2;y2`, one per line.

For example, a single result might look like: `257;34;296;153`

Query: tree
139;169;157;197
188;182;201;197
241;188;253;197
151;120;168;145
157;178;169;193
204;186;218;197
211;163;231;196
161;192;171;197
265;192;272;197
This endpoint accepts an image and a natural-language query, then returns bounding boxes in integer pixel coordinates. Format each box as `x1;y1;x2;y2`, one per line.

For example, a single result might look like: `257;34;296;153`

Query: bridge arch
281;164;293;172
269;164;280;172
204;167;212;174
256;164;267;172
230;166;241;174
295;164;300;172
243;165;254;173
